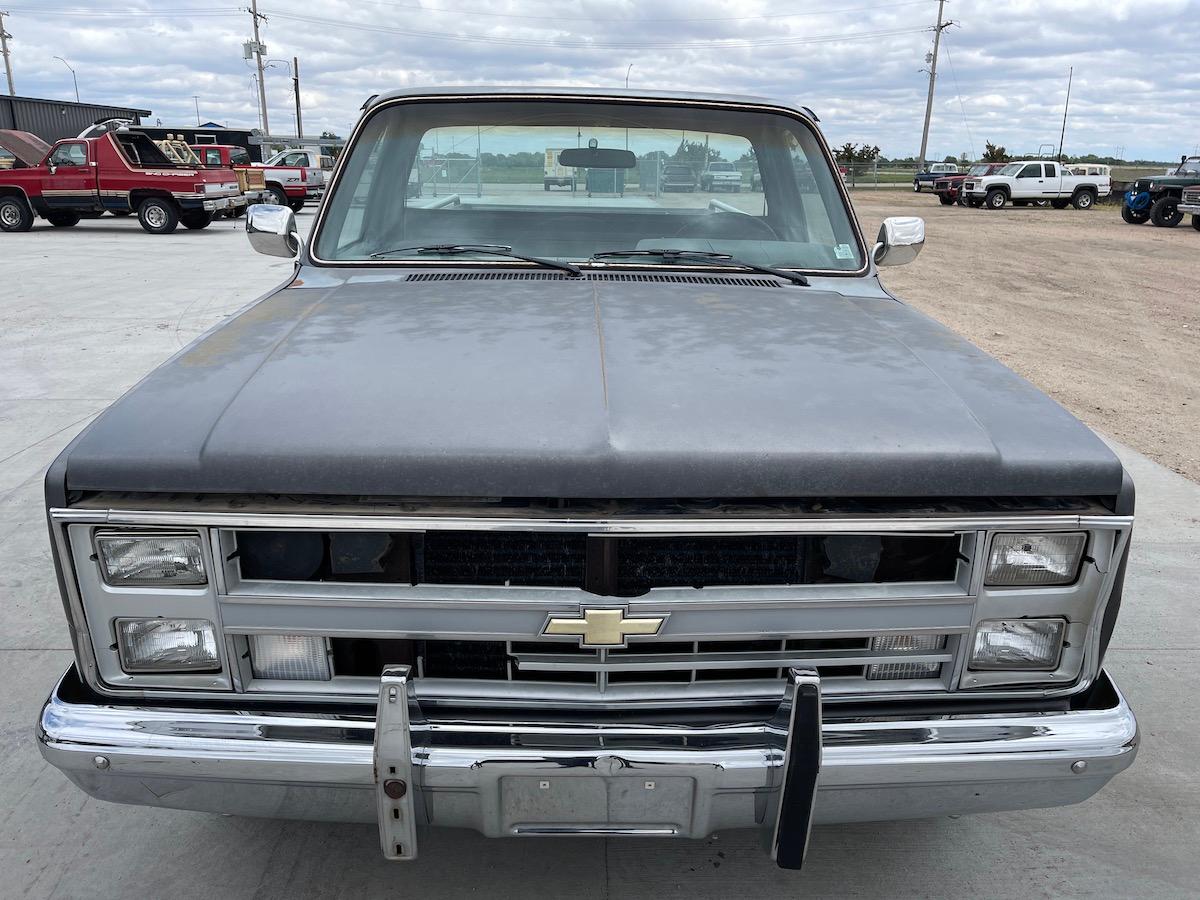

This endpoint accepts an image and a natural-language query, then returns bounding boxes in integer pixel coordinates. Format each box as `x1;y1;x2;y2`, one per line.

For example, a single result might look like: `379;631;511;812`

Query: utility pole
916;0;949;174
193;95;200;126
249;0;269;135
0;11;15;97
292;55;302;138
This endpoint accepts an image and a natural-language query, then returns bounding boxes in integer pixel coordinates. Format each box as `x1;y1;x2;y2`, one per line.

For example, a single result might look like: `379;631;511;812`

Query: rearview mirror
557;147;636;169
247;204;301;258
873;216;924;267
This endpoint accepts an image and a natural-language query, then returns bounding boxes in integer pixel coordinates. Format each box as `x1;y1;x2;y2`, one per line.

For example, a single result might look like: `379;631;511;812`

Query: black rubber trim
774;679;821;869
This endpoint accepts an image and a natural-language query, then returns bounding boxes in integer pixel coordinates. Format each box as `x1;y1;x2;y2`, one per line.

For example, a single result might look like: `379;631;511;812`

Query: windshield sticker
834;244;854;260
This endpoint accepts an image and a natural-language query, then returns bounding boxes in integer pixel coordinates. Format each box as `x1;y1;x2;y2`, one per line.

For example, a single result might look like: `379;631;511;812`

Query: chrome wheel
144;204;167;229
0;203;20;228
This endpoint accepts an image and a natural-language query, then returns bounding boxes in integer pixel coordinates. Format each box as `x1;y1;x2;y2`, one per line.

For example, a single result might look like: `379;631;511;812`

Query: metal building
0;95;151;144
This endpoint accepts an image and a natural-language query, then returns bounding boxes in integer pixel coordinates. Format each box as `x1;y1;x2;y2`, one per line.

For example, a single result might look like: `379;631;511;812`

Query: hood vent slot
404;271;782;287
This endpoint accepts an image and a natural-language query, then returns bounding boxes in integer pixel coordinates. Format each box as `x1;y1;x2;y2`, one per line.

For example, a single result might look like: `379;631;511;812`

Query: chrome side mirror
873;216;925;267
247;204;301;258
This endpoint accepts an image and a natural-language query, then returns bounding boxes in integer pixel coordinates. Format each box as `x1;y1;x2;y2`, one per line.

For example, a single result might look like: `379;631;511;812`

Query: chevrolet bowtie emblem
542;608;667;648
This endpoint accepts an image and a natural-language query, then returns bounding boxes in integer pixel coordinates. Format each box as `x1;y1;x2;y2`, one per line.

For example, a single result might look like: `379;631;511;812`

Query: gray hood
55;276;1123;500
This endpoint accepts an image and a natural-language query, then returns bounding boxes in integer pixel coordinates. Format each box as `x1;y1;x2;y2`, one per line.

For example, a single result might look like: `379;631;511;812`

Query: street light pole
625;63;633;88
293;56;302;139
249;0;269;135
53;55;78;102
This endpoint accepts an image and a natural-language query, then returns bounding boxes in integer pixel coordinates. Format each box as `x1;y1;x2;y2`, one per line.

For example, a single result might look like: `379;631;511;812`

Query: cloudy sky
3;0;1198;161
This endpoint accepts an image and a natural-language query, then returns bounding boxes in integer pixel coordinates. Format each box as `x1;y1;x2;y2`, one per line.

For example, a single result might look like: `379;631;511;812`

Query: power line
941;39;975;161
262;12;931;51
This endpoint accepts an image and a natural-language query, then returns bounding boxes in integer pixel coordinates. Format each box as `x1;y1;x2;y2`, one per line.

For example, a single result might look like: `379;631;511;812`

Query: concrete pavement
0;213;1196;898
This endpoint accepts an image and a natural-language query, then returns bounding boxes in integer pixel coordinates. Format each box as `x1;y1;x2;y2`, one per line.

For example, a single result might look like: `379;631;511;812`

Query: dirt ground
852;190;1200;483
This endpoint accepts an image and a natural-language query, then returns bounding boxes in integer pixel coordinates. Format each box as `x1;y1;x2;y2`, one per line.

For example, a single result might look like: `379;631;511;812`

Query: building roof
0;94;151;116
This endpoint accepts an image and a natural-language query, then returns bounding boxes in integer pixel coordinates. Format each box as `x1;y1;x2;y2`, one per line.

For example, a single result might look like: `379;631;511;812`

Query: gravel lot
1;203;1197;897
853;190;1200;483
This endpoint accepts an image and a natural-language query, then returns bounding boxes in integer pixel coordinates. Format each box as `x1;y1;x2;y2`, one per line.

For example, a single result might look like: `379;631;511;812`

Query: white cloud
2;0;1197;160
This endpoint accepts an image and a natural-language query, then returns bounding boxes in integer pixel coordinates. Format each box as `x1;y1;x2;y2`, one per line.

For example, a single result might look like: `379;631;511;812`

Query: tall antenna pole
0;11;15;96
1057;66;1073;164
917;0;948;174
249;0;269;136
193;95;200;126
292;55;302;139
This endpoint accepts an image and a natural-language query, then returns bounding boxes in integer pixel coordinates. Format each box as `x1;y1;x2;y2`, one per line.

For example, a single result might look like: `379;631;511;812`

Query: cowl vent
404;271;782;287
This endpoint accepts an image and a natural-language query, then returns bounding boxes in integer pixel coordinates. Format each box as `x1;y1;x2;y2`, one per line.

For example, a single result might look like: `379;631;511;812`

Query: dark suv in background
659;163;697;192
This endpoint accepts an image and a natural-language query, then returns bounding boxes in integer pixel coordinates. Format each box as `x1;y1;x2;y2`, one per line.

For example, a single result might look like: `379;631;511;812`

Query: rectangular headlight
985;532;1086;586
969;619;1065;671
865;633;946;680
96;532;206;586
117;618;220;673
249;634;332;681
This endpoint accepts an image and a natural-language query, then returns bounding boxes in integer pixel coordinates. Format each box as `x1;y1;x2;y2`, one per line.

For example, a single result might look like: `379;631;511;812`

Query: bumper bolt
1071;760;1088;774
93;755;110;770
383;779;407;799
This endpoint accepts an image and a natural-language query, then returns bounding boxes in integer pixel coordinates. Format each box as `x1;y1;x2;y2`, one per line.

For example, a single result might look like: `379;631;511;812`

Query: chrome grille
1182;187;1200;204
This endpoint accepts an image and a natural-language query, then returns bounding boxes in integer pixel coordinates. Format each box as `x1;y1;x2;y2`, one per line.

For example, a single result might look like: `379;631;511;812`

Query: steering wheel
673;211;779;240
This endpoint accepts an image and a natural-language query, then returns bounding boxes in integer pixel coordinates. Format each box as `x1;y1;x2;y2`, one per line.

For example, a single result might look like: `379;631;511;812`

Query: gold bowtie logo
543;608;666;648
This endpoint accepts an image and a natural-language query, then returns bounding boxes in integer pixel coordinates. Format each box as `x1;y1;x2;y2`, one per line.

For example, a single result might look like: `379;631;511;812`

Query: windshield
998;163;1023;176
314;99;864;272
968;165;990;176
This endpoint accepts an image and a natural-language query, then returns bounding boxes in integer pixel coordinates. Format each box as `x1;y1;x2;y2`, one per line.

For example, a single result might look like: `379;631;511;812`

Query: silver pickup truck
36;87;1138;870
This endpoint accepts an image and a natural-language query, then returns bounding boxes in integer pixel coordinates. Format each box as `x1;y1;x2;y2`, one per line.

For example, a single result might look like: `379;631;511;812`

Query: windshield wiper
589;248;809;286
368;243;581;276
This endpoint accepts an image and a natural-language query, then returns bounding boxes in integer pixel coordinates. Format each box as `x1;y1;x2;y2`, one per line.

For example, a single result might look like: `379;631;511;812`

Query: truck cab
0;127;243;233
961;160;1110;210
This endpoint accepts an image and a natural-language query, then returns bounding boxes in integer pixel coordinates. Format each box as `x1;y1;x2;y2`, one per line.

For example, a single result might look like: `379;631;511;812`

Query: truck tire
1071;189;1097;211
1051;199;1070;210
984;189;1006;209
181;211;213;230
1193;215;1200;232
0;195;34;232
1121;204;1150;225
267;186;288;206
137;197;179;234
938;194;955;206
47;211;81;227
288;199;306;213
912;180;921;192
1149;195;1182;227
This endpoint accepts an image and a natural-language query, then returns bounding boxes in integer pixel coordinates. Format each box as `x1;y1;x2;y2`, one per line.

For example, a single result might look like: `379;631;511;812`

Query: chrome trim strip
512;647;953;673
50;508;1133;535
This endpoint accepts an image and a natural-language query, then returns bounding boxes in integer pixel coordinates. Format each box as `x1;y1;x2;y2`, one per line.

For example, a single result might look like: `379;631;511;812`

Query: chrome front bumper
1178;202;1200;215
37;666;1137;865
201;195;246;212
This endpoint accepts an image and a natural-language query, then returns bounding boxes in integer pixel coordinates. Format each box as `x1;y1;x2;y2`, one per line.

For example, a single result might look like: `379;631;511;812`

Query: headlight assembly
969;619;1065;671
96;532;207;586
117;618;220;673
985;532;1086;586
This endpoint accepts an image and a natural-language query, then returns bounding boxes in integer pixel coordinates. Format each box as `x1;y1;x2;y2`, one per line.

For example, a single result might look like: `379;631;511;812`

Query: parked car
933;163;1006;206
1178;185;1200;231
699;160;741;191
913;161;960;192
35;87;1138;871
659;163;697;192
0;126;243;233
1121;156;1200;227
960;160;1110;210
191;143;272;214
201;144;309;212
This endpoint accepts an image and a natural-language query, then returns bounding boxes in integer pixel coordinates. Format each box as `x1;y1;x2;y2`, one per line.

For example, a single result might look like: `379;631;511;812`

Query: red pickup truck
0;127;244;234
191;144;310;212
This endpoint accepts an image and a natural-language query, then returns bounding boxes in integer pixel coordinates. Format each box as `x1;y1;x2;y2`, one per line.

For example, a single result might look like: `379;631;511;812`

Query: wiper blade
590;248;809;286
369;243;582;276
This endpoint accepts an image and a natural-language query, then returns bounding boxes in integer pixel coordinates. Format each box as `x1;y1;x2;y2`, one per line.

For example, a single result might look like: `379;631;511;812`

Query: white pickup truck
257;148;331;203
961;160;1110;210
